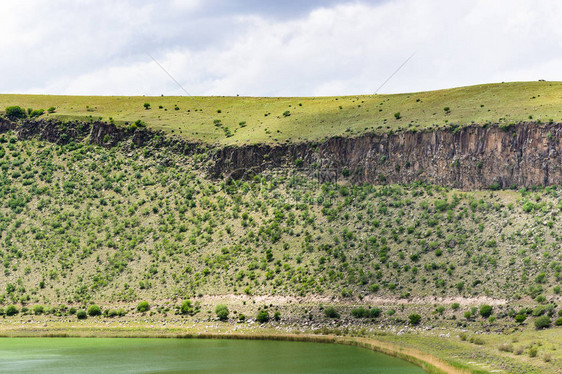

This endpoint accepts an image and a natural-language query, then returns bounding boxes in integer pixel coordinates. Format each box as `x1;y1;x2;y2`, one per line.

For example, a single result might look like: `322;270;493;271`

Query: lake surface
0;337;425;373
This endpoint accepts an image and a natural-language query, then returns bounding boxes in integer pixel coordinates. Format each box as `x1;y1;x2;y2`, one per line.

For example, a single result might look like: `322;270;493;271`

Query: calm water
0;338;425;373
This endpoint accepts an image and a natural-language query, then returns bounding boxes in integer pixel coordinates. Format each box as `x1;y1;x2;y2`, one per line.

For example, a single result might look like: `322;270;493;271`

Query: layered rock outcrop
2;117;560;190
211;122;562;190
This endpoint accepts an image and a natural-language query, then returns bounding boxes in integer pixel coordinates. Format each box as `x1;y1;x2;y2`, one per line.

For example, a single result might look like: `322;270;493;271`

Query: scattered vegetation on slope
0;135;559;309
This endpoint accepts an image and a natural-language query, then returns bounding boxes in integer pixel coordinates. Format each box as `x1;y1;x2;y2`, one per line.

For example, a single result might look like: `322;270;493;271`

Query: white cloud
1;0;562;96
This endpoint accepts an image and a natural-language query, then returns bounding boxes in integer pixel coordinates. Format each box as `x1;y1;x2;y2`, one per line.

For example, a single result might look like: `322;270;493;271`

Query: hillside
2;81;562;145
0;83;561;373
0;134;559;306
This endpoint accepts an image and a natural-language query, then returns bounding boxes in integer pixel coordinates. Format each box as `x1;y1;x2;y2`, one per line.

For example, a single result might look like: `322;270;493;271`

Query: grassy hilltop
2;81;562;144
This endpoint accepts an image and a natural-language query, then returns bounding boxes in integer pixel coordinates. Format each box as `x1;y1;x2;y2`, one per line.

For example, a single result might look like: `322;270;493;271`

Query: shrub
5;106;27;119
443;106;450;113
434;200;448;211
555;317;562;326
394;112;401;120
515;314;527;323
479;304;493;318
107;309;118;317
180;300;194;315
532;306;546;316
408;313;422;325
47;106;56;113
87;304;101;316
137;301;150;312
324;306;339;318
451;303;460;310
529;346;538;357
215;304;229;321
498;343;514;352
534;316;550;329
77;310;87;319
256;310;269;323
29;109;44;118
273;311;281;321
351;307;369;318
33;305;44;315
69;307;77;315
469;336;485;345
370;307;381;318
143;103;151;110
282;110;290;117
5;305;18;316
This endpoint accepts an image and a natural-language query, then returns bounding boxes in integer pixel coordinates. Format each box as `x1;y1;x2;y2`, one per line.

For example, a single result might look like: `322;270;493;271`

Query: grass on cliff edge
2;81;562;145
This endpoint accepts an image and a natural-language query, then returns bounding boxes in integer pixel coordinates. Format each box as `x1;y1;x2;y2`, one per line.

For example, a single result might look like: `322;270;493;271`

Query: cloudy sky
1;0;561;96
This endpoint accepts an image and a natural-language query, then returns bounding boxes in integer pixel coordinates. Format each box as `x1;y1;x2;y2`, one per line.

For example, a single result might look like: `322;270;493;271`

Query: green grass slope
2;81;562;145
0;135;559;307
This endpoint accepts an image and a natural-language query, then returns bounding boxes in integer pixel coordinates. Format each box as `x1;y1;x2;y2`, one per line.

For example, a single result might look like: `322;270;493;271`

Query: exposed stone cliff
211;122;562;190
2;117;560;190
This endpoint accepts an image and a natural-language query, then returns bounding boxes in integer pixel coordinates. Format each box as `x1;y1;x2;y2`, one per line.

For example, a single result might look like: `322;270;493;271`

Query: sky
1;0;562;97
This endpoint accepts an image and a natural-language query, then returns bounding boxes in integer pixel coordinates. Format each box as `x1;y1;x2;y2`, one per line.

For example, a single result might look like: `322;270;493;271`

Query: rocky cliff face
0;117;203;154
211;122;562;190
2;117;560;190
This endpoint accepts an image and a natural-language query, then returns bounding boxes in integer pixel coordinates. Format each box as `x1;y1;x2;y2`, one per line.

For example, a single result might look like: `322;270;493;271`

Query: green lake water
0;338;425;373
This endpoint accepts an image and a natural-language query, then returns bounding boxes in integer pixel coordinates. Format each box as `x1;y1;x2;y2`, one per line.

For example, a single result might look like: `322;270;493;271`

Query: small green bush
77;310;87;319
515;314;527;323
5;305;18;316
215;304;229;321
351;307;369;318
479;304;493;318
534;316;550;329
5;106;27;119
87;304;101;316
33;305;44;315
180;300;194;315
137;301;150;312
324;306;339;318
532;306;546;316
107;309;118;317
370;307;381;318
256;310;269;323
554;317;562;326
408;313;422;325
29;109;44;118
